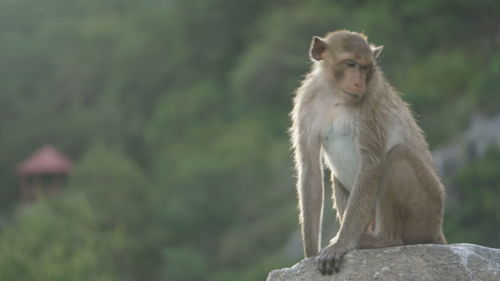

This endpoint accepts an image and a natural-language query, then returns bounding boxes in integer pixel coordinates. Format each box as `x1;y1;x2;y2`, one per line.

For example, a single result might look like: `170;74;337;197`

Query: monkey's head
310;30;383;103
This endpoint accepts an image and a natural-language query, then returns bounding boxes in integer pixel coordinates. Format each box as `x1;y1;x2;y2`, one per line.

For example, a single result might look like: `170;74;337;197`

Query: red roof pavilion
18;145;73;176
18;145;73;202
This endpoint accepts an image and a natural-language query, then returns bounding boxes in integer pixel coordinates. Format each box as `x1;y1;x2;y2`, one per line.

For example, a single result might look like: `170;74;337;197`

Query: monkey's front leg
318;159;382;274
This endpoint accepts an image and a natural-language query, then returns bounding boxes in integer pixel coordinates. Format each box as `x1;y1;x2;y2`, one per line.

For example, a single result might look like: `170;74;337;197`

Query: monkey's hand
317;241;353;275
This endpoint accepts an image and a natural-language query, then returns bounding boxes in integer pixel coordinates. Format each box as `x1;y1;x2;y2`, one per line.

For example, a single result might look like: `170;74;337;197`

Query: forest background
0;0;499;280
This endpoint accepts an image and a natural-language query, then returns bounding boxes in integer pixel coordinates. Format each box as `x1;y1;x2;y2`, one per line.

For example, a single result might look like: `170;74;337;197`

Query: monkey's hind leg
359;144;446;249
379;144;445;246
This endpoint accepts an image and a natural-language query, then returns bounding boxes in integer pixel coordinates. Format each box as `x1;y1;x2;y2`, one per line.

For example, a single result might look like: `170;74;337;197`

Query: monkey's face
333;55;373;103
309;32;383;103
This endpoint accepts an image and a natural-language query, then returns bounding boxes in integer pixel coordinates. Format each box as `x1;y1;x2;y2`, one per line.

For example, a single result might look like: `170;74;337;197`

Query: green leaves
0;195;125;281
446;148;500;247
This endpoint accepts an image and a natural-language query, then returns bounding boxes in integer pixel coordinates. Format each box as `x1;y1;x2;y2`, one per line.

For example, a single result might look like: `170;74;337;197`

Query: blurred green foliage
0;193;125;281
0;0;499;280
445;147;500;248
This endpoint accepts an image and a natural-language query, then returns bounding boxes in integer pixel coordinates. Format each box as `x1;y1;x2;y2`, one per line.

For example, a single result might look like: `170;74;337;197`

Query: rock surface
267;244;500;281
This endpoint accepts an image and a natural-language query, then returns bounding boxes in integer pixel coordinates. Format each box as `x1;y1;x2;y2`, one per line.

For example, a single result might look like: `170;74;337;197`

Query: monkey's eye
360;65;370;71
345;61;356;68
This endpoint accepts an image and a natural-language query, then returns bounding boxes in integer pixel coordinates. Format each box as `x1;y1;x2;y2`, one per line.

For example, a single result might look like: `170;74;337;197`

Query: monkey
290;30;446;275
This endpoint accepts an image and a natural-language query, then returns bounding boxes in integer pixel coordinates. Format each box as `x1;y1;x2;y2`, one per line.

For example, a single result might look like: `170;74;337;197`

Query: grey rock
267;244;500;281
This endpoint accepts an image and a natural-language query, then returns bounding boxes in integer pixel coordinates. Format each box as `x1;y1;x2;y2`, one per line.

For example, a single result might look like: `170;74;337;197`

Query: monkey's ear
371;45;384;59
310;36;328;61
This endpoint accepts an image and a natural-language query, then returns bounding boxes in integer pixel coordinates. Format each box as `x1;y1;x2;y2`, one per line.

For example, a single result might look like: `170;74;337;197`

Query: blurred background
0;0;499;280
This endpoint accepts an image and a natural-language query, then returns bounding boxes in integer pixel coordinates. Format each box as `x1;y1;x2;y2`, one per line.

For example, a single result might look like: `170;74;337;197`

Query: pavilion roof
18;145;73;176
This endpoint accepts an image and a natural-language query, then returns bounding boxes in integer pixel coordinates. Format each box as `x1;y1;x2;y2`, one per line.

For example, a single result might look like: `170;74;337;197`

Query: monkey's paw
317;243;351;275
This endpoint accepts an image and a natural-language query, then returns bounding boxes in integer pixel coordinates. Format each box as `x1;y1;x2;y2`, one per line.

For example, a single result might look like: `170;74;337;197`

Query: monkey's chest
321;121;360;191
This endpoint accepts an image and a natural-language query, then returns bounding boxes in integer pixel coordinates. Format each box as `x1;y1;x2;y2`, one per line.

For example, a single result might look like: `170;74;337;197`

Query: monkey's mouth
342;91;362;100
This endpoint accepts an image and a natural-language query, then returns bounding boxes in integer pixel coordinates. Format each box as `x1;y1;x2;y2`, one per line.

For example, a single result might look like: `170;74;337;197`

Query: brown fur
290;30;446;275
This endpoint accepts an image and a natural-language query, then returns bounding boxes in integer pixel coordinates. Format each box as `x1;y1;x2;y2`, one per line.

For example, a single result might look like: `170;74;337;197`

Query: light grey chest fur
321;112;360;191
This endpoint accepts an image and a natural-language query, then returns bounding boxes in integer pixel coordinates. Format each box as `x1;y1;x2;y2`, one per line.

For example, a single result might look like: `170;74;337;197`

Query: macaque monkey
290;30;446;275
